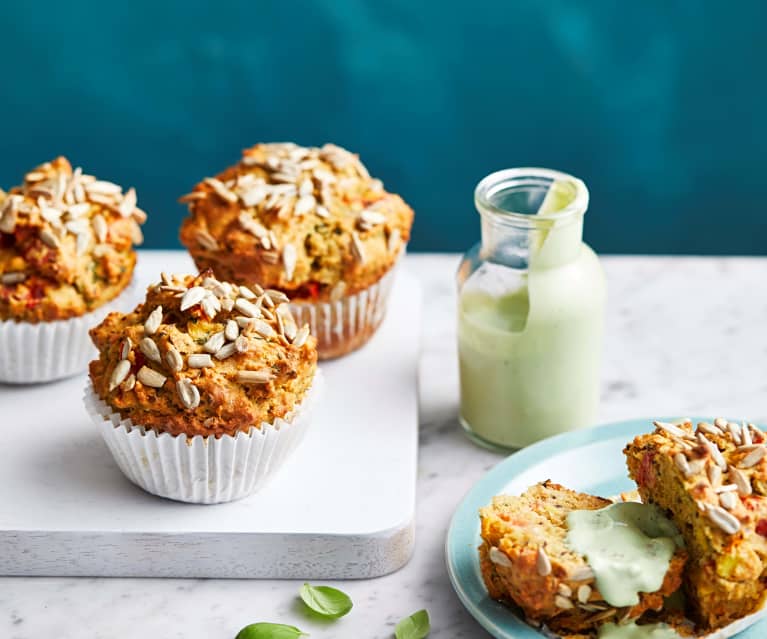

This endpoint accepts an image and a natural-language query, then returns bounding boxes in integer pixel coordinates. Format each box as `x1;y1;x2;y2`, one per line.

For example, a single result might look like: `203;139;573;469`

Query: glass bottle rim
474;167;589;226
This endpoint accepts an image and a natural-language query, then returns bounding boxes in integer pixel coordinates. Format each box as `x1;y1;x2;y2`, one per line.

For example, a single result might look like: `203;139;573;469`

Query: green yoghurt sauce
597;621;681;639
566;502;683;608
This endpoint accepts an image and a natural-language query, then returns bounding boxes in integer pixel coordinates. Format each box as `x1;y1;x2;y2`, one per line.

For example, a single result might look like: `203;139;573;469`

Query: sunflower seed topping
203;331;226;354
388;227;401;254
282;243;297;281
1;271;27;285
238;212;267;238
716;484;738;493
654;420;687;438
234;335;249;353
235;298;261;319
139;337;162;364
109;360;131;391
165;345;184;372
742;421;753;446
719;491;738;510
554;595;574;610
39;228;60;248
698;433;727;469
294;194;316;217
708;463;722;487
740;446;767;469
557;583;572;597
119;338;133;360
728;422;742;445
316;205;330;218
488;547;512;568
204;177;238;203
188;353;214;368
225;319;239;341
577;585;592;604
180;286;207;311
176;378;200;410
214;342;237;360
292;324;310;348
674;452;691;477
144;306;163;335
687;459;705;475
729;467;752;496
276;304;297;340
350;231;365;264
706;504;740;534
121;374;136;392
570;566;595;581
237;369;274;384
698;422;720;437
196;229;219;251
536;546;552;576
714;417;728;429
137;366;166;388
252;319;277;339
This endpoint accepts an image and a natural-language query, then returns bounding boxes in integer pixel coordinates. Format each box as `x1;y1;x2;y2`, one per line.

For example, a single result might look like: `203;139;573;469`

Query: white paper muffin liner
0;280;138;384
289;253;403;360
83;370;323;504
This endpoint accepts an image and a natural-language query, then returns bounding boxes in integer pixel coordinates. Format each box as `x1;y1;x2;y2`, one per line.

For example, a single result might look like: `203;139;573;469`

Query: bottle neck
479;215;584;270
474;167;589;270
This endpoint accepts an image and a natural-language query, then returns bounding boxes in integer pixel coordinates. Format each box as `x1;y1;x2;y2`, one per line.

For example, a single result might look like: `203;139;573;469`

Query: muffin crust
0;157;144;322
89;271;318;438
179;142;413;302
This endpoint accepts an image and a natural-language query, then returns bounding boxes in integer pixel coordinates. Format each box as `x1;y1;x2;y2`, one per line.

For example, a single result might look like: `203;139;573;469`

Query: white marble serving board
0;251;420;579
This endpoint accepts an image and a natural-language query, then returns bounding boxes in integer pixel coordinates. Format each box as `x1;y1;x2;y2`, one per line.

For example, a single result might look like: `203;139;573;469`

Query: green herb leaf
299;583;353;619
235;622;308;639
394;610;430;639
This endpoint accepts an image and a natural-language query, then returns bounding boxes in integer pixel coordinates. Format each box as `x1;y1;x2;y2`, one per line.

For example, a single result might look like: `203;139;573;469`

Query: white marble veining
2;254;766;639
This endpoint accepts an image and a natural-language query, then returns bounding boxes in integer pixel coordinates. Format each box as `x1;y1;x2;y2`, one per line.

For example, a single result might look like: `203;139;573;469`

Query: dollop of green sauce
598;620;681;638
566;502;683;607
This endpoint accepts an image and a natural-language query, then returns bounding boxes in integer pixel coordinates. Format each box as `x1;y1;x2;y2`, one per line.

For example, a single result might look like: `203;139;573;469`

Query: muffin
479;481;686;635
84;270;321;503
625;418;767;630
179;142;414;359
0;156;144;383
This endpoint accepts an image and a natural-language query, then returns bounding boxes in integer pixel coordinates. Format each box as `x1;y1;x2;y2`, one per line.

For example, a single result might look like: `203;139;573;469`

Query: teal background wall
0;1;764;254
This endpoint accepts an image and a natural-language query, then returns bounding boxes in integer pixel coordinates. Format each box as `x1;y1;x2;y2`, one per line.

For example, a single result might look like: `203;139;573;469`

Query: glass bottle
457;168;606;451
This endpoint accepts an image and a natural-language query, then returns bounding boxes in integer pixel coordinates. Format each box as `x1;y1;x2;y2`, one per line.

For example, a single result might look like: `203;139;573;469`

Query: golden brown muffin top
0;157;144;322
179;142;414;301
89;271;318;438
626;418;767;545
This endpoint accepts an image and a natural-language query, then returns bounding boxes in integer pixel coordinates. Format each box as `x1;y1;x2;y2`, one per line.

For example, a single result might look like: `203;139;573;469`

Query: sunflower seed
698;433;727;469
214;342;237;360
674;452;691;477
1;271;26;285
176;378;200;410
25;170;47;182
220;298;233;311
236;316;256;330
708;463;722;487
728;422;742;445
360;209;386;226
224;319;239;342
388;227;401;254
286;323;308;351
132;207;147;224
91;213;108;243
736;444;761;453
204;177;238;203
654;420;687;438
165;345;183;372
109;360;131;391
39;228;60;248
265;289;289;304
40;205;63;226
536;547;551;576
698;422;720;437
119;337;132;360
188;353;213;368
687;459;706;475
235;297;261;318
75;230;91;256
716;484;738;493
238;212;267;238
180;286;207;311
196;229;219;251
253;319;277;339
740;446;767;468
139;337;162;364
719;491;738;510
87;180;122;196
282;243;297;281
144;306;163;335
294;194;316;217
203;331;226;354
261;250;279;264
117;187;137;218
240;185;267;207
237;369;274;384
714;417;728;429
579;603;608;612
350;231;365;264
276;304;297;340
742;421;753;446
706;504;740;534
554;595;574;610
729;466;752;496
201;295;220;319
577;584;592;604
0;197;19;232
488;546;512;568
570;566;595;581
121;374;136;392
234;335;249;353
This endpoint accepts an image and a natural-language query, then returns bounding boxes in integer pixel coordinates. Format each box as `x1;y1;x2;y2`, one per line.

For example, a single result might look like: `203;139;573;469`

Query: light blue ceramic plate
445;418;767;639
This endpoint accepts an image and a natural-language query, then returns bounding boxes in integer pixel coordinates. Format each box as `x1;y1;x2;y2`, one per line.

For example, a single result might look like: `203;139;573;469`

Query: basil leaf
235;622;308;639
299;582;353;618
394;609;430;639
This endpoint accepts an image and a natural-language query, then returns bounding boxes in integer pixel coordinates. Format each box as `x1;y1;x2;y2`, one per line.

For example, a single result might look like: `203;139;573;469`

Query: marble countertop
2;254;766;639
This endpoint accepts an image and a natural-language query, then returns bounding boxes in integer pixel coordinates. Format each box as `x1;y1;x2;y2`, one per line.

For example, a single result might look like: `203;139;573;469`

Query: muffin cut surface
0;157;144;322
